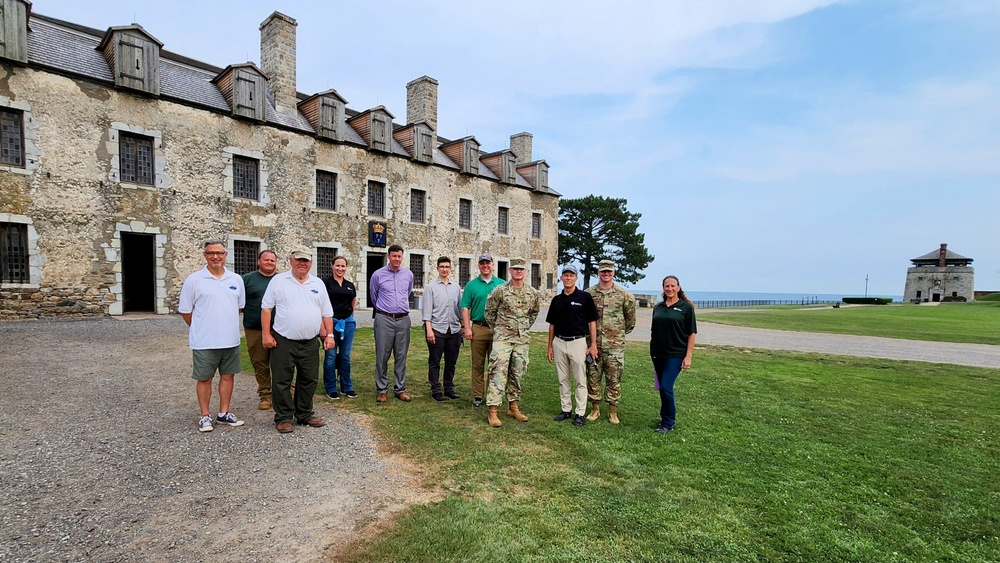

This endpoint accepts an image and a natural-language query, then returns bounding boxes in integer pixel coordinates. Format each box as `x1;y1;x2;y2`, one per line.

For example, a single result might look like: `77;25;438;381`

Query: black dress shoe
432;393;447;402
553;411;572;422
573;415;586;427
445;390;461;400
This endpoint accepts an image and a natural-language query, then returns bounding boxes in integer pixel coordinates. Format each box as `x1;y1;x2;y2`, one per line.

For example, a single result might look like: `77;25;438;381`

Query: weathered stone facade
902;243;975;303
0;3;559;319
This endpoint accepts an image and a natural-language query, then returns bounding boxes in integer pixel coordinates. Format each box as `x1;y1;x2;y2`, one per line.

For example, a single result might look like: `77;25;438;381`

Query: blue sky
36;0;999;295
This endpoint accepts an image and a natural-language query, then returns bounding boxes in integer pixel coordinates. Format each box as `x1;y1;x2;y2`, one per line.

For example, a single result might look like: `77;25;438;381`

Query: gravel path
0;317;430;563
3;307;996;562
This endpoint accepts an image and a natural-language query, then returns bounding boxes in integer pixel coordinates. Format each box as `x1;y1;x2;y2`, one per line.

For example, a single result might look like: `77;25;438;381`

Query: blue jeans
652;356;683;428
323;321;355;394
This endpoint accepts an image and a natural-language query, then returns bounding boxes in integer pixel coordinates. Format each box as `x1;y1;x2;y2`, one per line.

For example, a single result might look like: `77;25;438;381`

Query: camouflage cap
598;259;616;272
509;257;527;269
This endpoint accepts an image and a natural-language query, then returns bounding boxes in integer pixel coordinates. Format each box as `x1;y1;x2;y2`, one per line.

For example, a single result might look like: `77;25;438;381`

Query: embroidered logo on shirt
229;285;238;291
311;289;319;294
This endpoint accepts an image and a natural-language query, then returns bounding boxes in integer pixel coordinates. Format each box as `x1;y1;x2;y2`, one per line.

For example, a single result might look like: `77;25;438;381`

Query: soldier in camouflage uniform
483;258;540;427
585;260;637;424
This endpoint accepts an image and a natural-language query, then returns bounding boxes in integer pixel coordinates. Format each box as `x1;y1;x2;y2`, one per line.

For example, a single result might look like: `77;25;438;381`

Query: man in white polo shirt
178;240;247;433
261;246;335;434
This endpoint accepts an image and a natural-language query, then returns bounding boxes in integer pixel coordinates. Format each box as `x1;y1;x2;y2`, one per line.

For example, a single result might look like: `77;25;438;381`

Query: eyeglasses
204;251;227;256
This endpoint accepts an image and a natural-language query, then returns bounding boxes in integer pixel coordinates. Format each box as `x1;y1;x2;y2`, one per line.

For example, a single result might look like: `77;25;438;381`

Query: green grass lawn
702;301;1000;345
243;329;1000;562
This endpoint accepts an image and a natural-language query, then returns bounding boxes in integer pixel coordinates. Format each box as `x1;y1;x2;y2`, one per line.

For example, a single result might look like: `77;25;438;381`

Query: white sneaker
198;415;214;432
216;412;245;427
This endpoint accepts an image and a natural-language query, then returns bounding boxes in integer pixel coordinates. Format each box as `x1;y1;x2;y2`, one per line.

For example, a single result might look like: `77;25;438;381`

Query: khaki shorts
191;346;241;381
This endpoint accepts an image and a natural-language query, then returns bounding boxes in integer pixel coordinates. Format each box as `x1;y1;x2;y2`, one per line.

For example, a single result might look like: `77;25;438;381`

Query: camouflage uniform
484;278;540;407
586;281;636;405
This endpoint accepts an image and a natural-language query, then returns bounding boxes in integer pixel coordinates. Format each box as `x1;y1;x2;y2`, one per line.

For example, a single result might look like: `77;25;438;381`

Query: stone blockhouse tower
902;243;974;303
0;1;560;319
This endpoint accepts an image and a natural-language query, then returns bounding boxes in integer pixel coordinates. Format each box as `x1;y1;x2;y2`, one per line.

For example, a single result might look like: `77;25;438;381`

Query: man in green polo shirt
460;252;505;407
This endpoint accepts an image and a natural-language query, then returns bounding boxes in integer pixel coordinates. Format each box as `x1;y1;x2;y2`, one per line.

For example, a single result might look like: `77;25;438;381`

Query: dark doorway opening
366;252;385;308
122;232;155;312
932;293;941;303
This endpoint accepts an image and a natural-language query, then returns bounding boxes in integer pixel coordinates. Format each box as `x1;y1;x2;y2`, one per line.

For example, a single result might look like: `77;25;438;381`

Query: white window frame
0;213;40;288
0;96;39;176
222;146;270;206
107;123;169;190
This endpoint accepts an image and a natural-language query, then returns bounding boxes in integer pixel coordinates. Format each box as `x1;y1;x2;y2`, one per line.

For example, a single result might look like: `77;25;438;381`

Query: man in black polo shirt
546;265;599;426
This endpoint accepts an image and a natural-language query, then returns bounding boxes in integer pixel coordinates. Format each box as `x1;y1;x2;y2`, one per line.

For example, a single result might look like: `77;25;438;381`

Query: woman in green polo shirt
649;275;697;434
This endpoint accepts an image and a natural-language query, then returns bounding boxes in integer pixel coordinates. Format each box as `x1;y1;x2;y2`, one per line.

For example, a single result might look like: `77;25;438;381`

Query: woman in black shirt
322;256;358;399
649;275;697;433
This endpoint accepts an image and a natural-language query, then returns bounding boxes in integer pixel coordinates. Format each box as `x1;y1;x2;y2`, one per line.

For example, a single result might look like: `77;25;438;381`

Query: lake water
627;290;902;307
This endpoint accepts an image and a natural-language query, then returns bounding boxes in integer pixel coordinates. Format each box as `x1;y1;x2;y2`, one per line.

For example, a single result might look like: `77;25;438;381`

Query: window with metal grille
458;257;470;287
1;222;29;283
531;263;541;289
1;109;24;167
317;247;338;272
410;254;425;289
410;189;426;223
315;170;337;210
120;133;154;185
316;170;337;209
368;180;385;217
459;198;472;229
531;213;542;239
497;207;509;235
233;156;260;200
232;240;259;275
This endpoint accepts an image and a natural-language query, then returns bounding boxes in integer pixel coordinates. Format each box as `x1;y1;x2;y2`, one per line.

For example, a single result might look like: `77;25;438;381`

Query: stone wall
0;64;559;318
902;266;975;303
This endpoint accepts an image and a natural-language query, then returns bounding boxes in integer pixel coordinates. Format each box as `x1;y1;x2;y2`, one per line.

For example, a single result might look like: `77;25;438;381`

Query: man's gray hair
203;239;226;249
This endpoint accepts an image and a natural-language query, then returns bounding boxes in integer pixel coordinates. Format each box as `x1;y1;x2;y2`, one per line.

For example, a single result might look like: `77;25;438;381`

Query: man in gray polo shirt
422;256;463;402
261;246;334;434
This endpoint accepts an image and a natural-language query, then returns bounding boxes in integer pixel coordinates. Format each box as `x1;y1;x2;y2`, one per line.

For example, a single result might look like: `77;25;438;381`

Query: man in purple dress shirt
369;244;415;403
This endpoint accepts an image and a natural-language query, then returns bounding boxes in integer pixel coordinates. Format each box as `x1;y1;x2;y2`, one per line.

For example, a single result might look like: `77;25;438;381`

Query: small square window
410;254;425;289
0;221;29;283
232;240;259;275
410;189;426;223
316;170;337;210
1;109;24;168
531;213;542;239
497;207;509;235
459;199;472;229
233;156;260;200
368;181;386;217
317;247;338;271
458;257;471;287
120;133;154;185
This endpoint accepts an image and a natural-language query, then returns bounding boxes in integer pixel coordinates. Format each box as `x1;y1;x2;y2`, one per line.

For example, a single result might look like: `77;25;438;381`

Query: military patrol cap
510;257;527;269
561;264;579;275
290;245;313;260
598;260;616;272
478;252;493;263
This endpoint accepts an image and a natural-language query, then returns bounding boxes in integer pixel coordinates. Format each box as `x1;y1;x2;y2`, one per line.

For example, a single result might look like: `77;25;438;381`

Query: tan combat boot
608;404;620;425
508;401;529;422
488;406;503;427
586;402;601;421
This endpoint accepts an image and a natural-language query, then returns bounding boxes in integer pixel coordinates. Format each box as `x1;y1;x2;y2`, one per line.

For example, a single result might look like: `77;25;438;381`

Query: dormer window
516;160;550;191
299;90;347;141
347;107;395;153
0;0;30;64
393;122;434;164
97;25;163;96
480;149;517;184
441;136;480;175
212;64;267;122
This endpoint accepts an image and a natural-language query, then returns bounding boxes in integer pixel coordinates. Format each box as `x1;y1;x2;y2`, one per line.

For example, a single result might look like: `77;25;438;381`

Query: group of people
178;241;698;435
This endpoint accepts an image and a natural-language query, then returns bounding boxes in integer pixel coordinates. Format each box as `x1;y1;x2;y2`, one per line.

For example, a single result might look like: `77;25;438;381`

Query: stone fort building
902;243;974;303
0;1;559;319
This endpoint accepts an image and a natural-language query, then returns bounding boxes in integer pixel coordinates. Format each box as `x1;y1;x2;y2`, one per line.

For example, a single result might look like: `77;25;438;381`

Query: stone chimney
260;12;297;110
406;76;438;130
510;132;532;164
938;243;948;267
